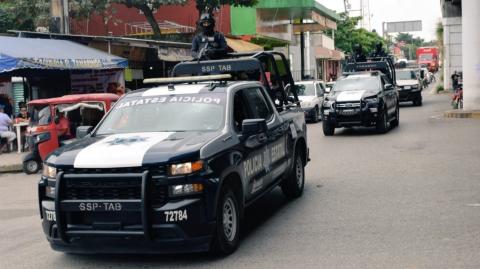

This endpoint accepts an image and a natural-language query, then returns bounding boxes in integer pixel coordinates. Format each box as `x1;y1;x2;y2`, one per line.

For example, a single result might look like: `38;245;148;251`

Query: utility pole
50;0;69;34
63;0;70;34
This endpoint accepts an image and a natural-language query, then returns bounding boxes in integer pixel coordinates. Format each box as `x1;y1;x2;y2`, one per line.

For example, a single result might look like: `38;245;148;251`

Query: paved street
1;90;480;269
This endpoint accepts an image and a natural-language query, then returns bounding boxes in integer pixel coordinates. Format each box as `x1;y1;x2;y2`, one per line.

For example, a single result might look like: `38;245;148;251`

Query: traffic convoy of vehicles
36;48;436;255
38;52;309;255
321;56;400;136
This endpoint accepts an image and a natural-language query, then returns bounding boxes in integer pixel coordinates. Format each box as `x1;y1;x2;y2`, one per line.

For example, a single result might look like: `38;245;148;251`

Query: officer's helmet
199;13;215;32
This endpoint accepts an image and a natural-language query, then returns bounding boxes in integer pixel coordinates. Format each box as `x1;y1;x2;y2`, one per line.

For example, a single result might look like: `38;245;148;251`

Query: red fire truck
416;47;439;72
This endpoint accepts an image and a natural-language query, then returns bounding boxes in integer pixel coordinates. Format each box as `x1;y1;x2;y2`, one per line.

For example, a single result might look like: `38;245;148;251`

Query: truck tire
391;104;399;128
23;159;41;174
211;186;240;256
281;149;305;199
322;120;335;136
312;107;319;123
414;97;423;106
376;108;389;134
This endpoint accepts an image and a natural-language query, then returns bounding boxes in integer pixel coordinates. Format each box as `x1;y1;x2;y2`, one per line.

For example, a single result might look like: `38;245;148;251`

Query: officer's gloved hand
205;49;215;58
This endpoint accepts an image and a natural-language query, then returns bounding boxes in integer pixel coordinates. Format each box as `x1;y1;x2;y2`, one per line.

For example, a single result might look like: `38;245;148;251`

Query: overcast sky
319;0;442;41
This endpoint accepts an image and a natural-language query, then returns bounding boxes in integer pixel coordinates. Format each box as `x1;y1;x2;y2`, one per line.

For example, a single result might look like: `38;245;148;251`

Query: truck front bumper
302;107;319;121
398;89;421;102
39;171;218;254
323;105;379;127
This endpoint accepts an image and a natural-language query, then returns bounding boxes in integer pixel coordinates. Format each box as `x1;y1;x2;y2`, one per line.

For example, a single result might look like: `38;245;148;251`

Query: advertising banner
70;70;124;94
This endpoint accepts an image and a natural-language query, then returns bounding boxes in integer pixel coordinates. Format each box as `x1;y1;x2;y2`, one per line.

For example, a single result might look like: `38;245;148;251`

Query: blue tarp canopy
0;36;128;74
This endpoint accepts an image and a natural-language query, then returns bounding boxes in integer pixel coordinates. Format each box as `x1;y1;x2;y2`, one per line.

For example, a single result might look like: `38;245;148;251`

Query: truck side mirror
384;84;393;90
76;126;93;139
241;119;267;148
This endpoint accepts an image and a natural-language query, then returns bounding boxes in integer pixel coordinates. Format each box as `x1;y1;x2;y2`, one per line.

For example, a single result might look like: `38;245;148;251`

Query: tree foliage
71;0;187;39
0;0;50;33
330;13;386;55
113;0;187;39
195;0;257;14
396;33;424;47
395;32;432;60
70;0;121;33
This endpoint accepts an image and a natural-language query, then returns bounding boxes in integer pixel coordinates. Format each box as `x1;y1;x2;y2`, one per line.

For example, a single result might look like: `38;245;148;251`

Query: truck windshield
396;70;417;80
419;54;433;61
333;77;379;92
30;105;51;126
296;84;315;96
95;94;225;135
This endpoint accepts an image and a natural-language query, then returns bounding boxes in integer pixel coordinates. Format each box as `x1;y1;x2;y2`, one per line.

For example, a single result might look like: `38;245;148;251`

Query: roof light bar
143;74;232;84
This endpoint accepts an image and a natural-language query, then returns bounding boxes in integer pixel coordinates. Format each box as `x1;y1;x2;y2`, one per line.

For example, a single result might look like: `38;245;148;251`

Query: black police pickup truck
321;57;400;136
38;53;309;255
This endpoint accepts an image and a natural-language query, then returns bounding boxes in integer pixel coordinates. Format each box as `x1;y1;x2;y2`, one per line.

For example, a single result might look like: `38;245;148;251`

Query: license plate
339;109;358;116
403;86;411;90
79;202;122;212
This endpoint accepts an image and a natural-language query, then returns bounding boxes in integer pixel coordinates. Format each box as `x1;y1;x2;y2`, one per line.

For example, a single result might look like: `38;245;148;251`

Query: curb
0;164;23;173
444;110;480;119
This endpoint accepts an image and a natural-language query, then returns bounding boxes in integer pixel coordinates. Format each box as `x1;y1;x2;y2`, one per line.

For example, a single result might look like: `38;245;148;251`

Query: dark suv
321;72;400;135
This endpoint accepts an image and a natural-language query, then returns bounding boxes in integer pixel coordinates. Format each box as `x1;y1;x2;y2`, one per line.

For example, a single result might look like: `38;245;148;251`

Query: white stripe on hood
336;90;365;102
74;132;173;168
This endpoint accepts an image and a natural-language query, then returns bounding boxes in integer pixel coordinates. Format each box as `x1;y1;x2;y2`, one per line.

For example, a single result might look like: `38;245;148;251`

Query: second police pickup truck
38;52;309;255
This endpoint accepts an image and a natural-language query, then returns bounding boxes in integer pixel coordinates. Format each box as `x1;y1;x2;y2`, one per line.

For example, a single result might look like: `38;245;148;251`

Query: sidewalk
429;75;480;119
0;152;27;173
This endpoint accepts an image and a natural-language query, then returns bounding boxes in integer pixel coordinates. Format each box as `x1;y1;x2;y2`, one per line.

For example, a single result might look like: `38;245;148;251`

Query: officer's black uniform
191;13;227;60
370;43;388;58
352;44;367;62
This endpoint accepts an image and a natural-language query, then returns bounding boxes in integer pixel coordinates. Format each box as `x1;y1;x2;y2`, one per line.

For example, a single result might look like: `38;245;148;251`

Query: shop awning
0;36;128;74
226;38;264;53
315;47;345;61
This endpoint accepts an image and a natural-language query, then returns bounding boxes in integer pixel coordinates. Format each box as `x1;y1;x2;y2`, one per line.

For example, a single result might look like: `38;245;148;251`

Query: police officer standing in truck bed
191;13;227;60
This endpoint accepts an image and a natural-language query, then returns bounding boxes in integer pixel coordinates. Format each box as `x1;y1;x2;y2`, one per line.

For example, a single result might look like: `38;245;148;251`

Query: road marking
466;203;480;207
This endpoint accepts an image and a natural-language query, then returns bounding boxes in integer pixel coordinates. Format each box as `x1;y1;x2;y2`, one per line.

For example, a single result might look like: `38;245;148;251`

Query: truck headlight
169;183;204;197
45;186;56;198
42;164;57;178
364;97;378;103
169;161;204;176
323;101;335;109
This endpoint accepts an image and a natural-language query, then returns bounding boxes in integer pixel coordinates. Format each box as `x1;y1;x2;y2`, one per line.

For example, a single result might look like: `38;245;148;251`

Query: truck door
381;76;396;116
240;87;288;197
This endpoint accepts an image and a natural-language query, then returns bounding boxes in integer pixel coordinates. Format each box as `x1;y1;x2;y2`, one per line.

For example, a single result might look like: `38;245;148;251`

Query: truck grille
64;178;142;200
336;102;361;108
62;168;169;205
63;166;167;177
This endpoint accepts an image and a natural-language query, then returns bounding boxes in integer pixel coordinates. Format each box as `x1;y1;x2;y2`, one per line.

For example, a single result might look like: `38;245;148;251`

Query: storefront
0;36;128;109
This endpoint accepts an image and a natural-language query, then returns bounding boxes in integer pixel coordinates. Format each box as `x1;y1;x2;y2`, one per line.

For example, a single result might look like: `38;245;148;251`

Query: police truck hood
328;89;380;102
48;131;220;168
396;80;418;86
